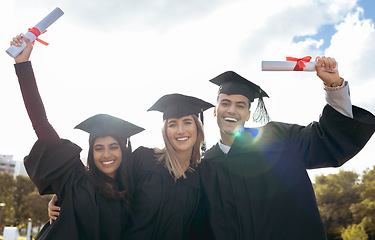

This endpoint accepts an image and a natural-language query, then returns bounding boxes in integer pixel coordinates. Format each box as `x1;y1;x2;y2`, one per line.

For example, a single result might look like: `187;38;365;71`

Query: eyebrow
167;117;193;124
167;119;177;124
236;101;247;106
94;142;120;147
220;98;247;106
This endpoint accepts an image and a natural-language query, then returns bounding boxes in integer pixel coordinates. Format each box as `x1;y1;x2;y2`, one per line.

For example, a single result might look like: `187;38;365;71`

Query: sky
1;0;374;182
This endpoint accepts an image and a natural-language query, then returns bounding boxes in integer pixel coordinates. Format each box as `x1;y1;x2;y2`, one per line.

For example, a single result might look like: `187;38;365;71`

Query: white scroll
261;61;338;72
6;7;64;58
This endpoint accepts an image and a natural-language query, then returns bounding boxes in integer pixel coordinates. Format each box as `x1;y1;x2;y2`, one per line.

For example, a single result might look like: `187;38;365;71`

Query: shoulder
132;146;159;171
202;143;221;160
254;121;303;140
133;146;155;159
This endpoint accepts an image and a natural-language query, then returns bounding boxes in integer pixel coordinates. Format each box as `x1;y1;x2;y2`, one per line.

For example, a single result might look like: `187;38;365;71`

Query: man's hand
315;56;341;86
48;194;60;224
10;33;33;63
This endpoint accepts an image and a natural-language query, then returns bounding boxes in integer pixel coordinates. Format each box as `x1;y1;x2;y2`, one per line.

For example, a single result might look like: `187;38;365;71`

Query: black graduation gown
24;139;128;240
200;105;375;240
125;146;204;240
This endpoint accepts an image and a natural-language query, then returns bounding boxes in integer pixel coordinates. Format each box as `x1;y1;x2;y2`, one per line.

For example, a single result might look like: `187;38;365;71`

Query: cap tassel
253;97;270;124
201;142;207;153
127;138;132;152
199;108;204;125
199;108;207;153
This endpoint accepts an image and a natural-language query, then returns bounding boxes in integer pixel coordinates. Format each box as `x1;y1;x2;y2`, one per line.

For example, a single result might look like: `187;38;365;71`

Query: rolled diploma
262;61;338;72
6;7;64;58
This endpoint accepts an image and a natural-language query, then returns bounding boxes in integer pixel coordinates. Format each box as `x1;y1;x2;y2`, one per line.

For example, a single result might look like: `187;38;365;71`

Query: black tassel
127;138;132;152
253;97;270;124
201;141;207;153
199;108;204;125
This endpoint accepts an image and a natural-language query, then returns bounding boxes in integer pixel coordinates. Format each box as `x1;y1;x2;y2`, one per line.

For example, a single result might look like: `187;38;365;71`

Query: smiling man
200;57;375;240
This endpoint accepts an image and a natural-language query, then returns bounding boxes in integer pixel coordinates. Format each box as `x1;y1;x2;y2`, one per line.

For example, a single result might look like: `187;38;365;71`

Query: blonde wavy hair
155;114;204;179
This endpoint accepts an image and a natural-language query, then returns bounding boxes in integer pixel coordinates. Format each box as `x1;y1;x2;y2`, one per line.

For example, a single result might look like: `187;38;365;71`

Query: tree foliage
341;224;368;240
0;173;51;231
350;167;375;237
313;170;361;237
14;175;37;224
313;167;375;239
0;173;16;226
24;192;51;230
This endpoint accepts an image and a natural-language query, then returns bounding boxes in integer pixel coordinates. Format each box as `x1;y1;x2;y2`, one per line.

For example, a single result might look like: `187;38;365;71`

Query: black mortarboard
75;114;145;144
209;71;271;123
147;93;214;123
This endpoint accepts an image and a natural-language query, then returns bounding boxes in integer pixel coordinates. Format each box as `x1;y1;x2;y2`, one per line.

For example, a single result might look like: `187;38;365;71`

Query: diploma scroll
262;61;338;72
6;7;64;58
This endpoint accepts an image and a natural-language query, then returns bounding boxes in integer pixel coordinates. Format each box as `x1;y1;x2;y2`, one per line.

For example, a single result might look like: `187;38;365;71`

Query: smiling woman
10;34;144;240
124;93;214;239
92;136;123;178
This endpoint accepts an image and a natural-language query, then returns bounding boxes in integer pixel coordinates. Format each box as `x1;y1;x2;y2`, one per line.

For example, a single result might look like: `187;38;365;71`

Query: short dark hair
216;94;252;110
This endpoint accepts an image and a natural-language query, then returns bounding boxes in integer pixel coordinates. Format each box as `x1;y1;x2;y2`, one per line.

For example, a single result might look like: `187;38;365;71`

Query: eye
168;123;176;128
94;147;104;152
184;121;192;125
110;145;120;150
221;102;229;106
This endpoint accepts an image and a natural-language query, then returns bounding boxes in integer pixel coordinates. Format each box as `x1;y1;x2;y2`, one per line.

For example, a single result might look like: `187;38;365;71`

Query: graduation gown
126;146;204;240
200;105;375;240
25;139;128;240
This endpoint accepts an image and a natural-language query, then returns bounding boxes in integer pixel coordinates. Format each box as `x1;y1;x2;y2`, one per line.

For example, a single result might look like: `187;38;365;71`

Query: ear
213;106;217;117
246;110;251;121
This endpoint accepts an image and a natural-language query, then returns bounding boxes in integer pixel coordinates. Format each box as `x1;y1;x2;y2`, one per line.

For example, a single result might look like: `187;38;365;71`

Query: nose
103;148;112;158
177;123;185;134
227;104;236;114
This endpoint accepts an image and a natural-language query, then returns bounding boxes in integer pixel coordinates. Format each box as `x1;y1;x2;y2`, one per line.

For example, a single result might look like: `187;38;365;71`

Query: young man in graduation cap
199;57;375;240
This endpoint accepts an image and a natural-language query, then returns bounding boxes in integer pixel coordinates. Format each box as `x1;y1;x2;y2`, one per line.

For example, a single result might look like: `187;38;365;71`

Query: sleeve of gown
325;81;353;118
189;180;214;240
24;139;83;196
130;147;153;181
283;104;375;169
14;61;60;142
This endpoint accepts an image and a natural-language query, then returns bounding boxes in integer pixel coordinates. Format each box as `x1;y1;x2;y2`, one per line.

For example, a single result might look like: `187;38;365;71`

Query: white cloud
325;7;375;112
1;0;374;181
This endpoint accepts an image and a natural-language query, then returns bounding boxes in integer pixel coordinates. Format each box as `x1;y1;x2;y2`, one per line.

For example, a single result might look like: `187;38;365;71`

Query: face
215;93;251;135
93;136;122;179
166;115;198;155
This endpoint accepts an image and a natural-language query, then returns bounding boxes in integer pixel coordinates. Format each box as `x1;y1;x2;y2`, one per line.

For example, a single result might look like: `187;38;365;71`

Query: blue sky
293;0;375;51
1;0;374;181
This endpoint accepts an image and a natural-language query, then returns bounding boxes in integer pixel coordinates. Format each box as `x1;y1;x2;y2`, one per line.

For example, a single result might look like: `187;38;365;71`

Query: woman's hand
48;194;60;224
10;33;33;63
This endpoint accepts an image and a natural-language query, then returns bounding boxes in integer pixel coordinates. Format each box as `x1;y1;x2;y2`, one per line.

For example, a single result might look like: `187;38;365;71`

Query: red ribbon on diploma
286;56;312;71
28;27;49;46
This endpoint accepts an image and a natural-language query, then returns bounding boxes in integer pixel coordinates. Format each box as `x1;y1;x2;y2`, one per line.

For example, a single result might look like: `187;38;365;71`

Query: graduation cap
147;93;214;123
75;114;145;144
209;71;270;123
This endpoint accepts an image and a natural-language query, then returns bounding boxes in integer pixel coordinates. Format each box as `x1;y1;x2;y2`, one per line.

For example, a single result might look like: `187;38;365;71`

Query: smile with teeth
101;160;115;165
224;117;238;123
177;137;189;141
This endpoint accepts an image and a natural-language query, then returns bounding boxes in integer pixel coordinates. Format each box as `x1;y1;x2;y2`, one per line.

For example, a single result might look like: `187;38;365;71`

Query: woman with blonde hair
125;93;213;239
48;92;214;238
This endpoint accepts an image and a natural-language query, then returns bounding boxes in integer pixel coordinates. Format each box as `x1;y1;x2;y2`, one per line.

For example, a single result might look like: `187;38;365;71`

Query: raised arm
11;34;60;142
315;56;353;118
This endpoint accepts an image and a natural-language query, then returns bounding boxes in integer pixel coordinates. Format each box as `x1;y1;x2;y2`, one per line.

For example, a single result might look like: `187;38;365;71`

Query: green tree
0;173;15;227
13;175;37;224
313;170;360;238
350;167;375;238
24;192;52;230
341;224;368;240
